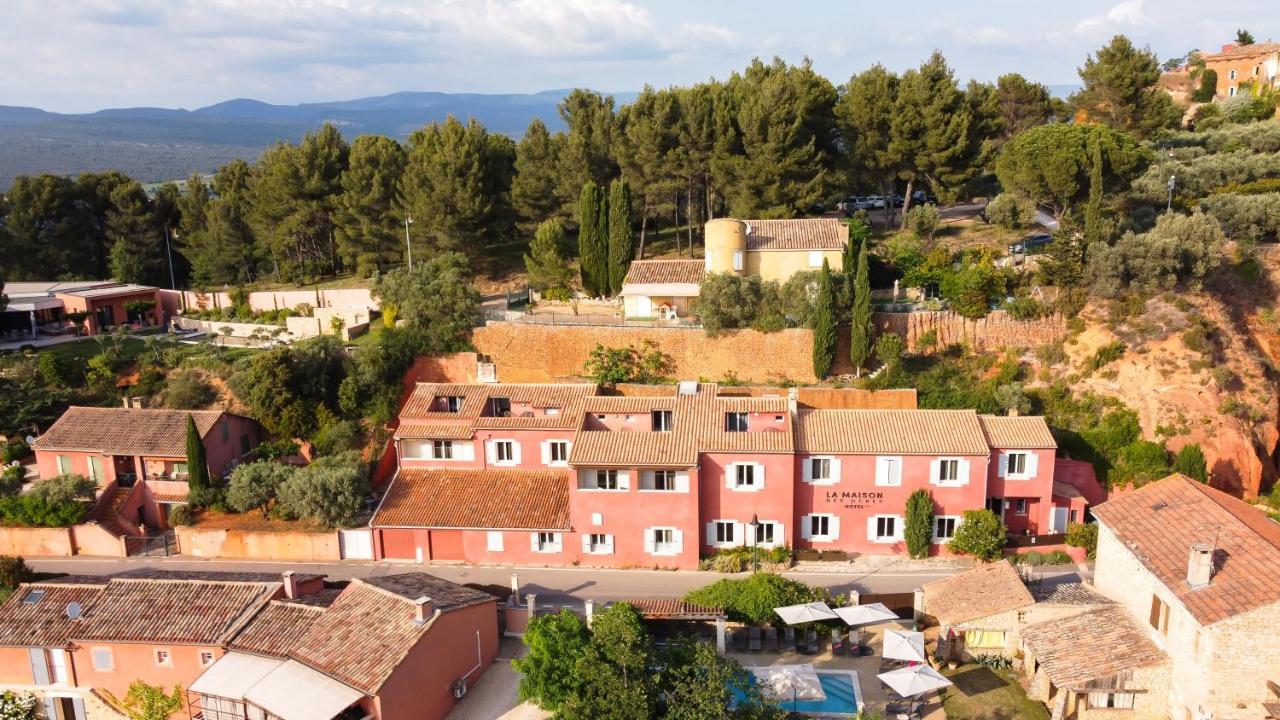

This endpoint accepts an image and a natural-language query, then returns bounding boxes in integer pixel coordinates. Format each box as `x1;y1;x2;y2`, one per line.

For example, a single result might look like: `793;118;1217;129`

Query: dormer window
652;410;673;432
725;412;749;432
489;397;511;416
22;589;45;605
545;407;560;416
441;396;463;413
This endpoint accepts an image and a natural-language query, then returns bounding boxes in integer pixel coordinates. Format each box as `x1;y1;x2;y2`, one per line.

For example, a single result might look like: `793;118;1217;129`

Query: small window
808;250;823;268
534;532;560;552
1014;499;1028;516
755;522;775;545
443;396;463;412
489;397;511;416
548;441;570;465
1069;509;1078;523
810;458;831;483
22;589;45;605
725;412;749;432
91;647;114;671
652;410;673;432
545;407;560;416
714;520;736;545
586;533;609;553
875;516;897;540
1149;595;1169;635
432;440;453;460
652;528;676;553
649;470;676;491
934;517;958;540
810;515;831;539
987;497;1005;515
494;441;515;464
1006;452;1028;476
937;459;960;483
1229;69;1237;80
199;651;216;668
732;251;744;271
594;469;619;490
486;531;504;552
1229;86;1237;97
154;649;171;667
734;464;756;489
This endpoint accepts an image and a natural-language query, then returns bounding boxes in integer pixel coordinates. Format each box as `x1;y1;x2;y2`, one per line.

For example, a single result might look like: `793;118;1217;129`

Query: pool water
731;670;862;717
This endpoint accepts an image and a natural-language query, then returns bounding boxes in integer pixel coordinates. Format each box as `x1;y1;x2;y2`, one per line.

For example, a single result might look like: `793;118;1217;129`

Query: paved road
27;556;1086;607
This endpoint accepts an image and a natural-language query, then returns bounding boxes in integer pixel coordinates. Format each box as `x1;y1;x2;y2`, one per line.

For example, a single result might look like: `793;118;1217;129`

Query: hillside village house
0;569;498;720
0;281;161;339
371;381;1098;568
31;407;262;541
618;217;847;319
1202;42;1280;99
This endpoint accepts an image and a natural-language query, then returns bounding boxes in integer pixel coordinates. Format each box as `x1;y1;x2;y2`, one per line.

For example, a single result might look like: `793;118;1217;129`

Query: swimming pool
731;669;863;717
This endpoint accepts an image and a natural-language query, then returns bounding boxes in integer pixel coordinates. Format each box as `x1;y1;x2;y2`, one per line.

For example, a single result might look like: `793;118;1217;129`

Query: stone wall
176;525;340;562
0;526;74;556
873;310;1066;352
472;323;823;384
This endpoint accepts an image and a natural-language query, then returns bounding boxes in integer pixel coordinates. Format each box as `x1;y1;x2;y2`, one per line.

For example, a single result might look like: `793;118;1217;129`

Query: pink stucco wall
700;452;796;553
71;642;223;716
398;429;578;472
570;465;702;569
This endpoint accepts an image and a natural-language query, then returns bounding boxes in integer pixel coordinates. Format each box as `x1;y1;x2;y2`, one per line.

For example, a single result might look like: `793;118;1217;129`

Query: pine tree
335;135;407;276
849;237;873;377
606;179;634;295
812;260;837;379
185;415;211;507
512;118;566;229
524;219;573;291
1084;133;1106;245
577;183;607;296
105;180;163;285
890;53;976;225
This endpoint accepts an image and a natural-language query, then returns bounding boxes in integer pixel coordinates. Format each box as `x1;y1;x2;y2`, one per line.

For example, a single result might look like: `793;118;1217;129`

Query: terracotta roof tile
1092;474;1280;625
1021;606;1166;688
230;600;326;658
290;574;495;694
400;383;595;430
73;573;278;645
570;431;699;467
979;415;1057;449
0;580;107;647
625;599;725;619
393;423;473;440
372;469;570;530
796;409;989;455
745;218;847;251
922;560;1035;625
621;259;705;286
1029;582;1115;606
1204;42;1280;60
584;396;676;414
32;407;228;457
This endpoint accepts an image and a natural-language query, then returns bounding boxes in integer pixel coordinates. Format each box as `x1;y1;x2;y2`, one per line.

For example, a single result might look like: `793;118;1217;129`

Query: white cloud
1076;0;1152;35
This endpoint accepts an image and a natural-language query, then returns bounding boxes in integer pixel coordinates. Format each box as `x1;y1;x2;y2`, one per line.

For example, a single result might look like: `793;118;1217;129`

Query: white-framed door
1049;507;1069;533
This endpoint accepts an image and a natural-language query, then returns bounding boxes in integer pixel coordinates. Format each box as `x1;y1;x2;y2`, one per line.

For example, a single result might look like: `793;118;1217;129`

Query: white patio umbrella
882;629;926;663
878;664;953;698
748;664;827;703
773;602;839;625
833;602;899;627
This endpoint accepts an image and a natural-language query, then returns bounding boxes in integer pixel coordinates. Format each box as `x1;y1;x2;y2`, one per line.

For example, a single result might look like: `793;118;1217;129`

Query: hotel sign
824;490;886;510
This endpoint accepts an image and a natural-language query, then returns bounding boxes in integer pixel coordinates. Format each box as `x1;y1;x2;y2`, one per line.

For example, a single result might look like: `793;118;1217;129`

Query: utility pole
1167;175;1176;213
404;213;414;270
164;226;177;290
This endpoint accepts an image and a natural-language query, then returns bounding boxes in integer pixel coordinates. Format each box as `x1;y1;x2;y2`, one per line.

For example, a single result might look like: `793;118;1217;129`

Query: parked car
864;195;887;209
911;190;938;205
1009;233;1053;255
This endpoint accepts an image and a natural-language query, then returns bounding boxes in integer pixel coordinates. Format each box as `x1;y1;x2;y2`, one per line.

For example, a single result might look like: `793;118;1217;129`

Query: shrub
683;573;830;625
1;439;29;465
513;609;590;711
541;287;574;302
906;204;941;240
168;504;194;527
985;193;1035;229
275;452;369;527
226;461;297;517
255;439;301;461
0;495;88;527
1002;296;1048;320
874;332;905;369
1087;213;1226;297
904;489;934;559
1065;522;1098;559
948;509;1007;561
1084;341;1126;374
973;654;1013;672
1200;192;1280;241
312;419;364;457
161;369;217;409
1042;550;1073;565
0;466;26;497
0;555;31;592
0;690;38;720
27;475;95;505
694;274;767;334
583;340;673;385
1015;550;1044;566
1110;440;1172;488
1172;443;1208;482
37;353;79;388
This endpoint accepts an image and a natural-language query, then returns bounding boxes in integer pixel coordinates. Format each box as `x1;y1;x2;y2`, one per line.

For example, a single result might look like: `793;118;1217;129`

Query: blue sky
2;0;1274;113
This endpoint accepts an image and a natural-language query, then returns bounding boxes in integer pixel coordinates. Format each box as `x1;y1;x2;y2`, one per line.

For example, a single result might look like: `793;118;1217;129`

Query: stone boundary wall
873;310;1067;352
176;525;340;562
0;526;75;556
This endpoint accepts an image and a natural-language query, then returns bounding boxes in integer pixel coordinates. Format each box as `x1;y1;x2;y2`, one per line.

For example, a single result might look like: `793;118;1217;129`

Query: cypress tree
849;238;873;377
904;489;935;559
577;182;607;296
812;260;837;379
606;179;634;296
185;415;210;507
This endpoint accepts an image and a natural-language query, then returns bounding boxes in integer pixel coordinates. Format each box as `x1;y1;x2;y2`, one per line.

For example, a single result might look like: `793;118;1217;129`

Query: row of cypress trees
811;220;874;379
577;179;634;297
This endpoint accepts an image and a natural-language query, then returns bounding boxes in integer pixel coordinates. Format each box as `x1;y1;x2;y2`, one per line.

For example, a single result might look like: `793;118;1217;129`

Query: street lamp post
404;214;414;270
748;513;761;573
1167;175;1177;213
164;226;177;290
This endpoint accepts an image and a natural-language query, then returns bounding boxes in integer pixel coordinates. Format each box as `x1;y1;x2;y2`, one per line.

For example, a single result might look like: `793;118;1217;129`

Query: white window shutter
725;466;735;490
618;471;630;490
529;533;539;551
1026;453;1039;477
673;529;684;553
958;459;971;485
541;441;550;465
895;515;905;541
997;452;1008;477
756;463;765;488
512;442;522;465
829;457;841;482
458;442;475;461
829;515;840;540
581;534;592;553
929;458;941;485
486;442;497;465
644;529;656;554
867;516;877;540
733;522;745;546
874;458;886;485
802;458;813;483
675;472;690;493
604;535;615;554
800;516;812;540
706;522;715;544
773;522;785;545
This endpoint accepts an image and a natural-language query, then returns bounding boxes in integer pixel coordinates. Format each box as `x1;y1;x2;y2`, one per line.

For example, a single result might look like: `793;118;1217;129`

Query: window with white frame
1014;499;1028;516
873;515;899;543
1229;69;1237;80
546;440;570;466
486;531;504;551
531;532;562;553
648;527;681;556
57;455;72;475
643;470;678;491
199;651;216;668
875;456;902;486
442;396;463;412
808;457;834;484
432;440;453;460
1229;86;1237;96
732;251;744;271
731;463;760;490
489;397;511;416
91;647;113;671
933;458;964;486
808;250;824;268
1087;692;1135;709
545;407;560;416
933;516;959;541
593;469;619;490
713;520;737;546
584;533;612;554
652;410;673;431
725;412;749;432
1002;451;1037;479
493;440;515;464
805;514;838;541
154;649;171;667
755;521;777;546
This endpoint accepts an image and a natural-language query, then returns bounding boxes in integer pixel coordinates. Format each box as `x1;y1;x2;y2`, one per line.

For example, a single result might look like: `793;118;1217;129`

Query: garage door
338;529;374;560
379;529;419;560
429;530;466;561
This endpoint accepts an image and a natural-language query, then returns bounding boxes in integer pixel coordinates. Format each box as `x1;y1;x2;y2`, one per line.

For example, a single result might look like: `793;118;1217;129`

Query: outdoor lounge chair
749;627;763;651
831;629;845;656
784;627;797;653
764;626;779;651
886;700;925;719
805;629;819;654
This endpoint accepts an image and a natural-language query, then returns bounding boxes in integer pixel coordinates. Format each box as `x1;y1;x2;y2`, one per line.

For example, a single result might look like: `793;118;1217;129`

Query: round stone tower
704;218;748;276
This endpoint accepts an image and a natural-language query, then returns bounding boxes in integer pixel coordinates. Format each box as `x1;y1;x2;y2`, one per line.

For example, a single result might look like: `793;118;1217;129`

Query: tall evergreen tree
836;65;900;222
335;135;407;277
512;118;566;229
614;87;682;258
577;183;607;296
812;260;837;379
177;173;210;238
849;237;873;377
524;219;574;291
0;174;87;279
558;90;619;218
185;415;210;506
105;180;163;285
1072;35;1182;138
994;73;1054;141
76;171;135;278
606;179;633;295
904;489;935;559
1084;133;1107;244
890;53;977;224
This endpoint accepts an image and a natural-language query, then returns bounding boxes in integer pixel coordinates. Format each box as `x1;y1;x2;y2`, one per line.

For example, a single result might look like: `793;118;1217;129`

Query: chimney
282;571;299;599
1187;542;1214;588
1007;407;1019;417
413;596;434;624
1222;43;1237;53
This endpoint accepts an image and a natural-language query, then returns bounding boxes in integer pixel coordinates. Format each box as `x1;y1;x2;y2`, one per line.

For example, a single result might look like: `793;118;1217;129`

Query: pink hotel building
371;382;1098;569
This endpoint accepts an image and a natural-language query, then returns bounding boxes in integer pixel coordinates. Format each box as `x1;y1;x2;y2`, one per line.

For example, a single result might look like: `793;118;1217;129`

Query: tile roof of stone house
230;598;332;659
1092;473;1280;626
1021;605;1166;689
0;579;108;647
921;560;1035;626
31;407;232;457
1204;42;1280;60
744;218;847;251
979;415;1057;448
288;575;494;695
70;571;281;645
371;468;571;530
399;382;596;431
795;409;991;455
621;259;705;286
1028;582;1115;606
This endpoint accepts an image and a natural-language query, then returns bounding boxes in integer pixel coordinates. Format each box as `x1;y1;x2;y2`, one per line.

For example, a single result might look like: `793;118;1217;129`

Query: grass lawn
940;663;1049;720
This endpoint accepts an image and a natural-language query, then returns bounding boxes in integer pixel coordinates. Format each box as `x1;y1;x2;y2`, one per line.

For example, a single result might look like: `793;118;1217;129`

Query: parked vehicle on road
1009;233;1053;255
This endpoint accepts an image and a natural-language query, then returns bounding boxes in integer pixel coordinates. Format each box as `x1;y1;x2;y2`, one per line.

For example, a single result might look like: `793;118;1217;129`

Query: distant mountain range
0;89;637;188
